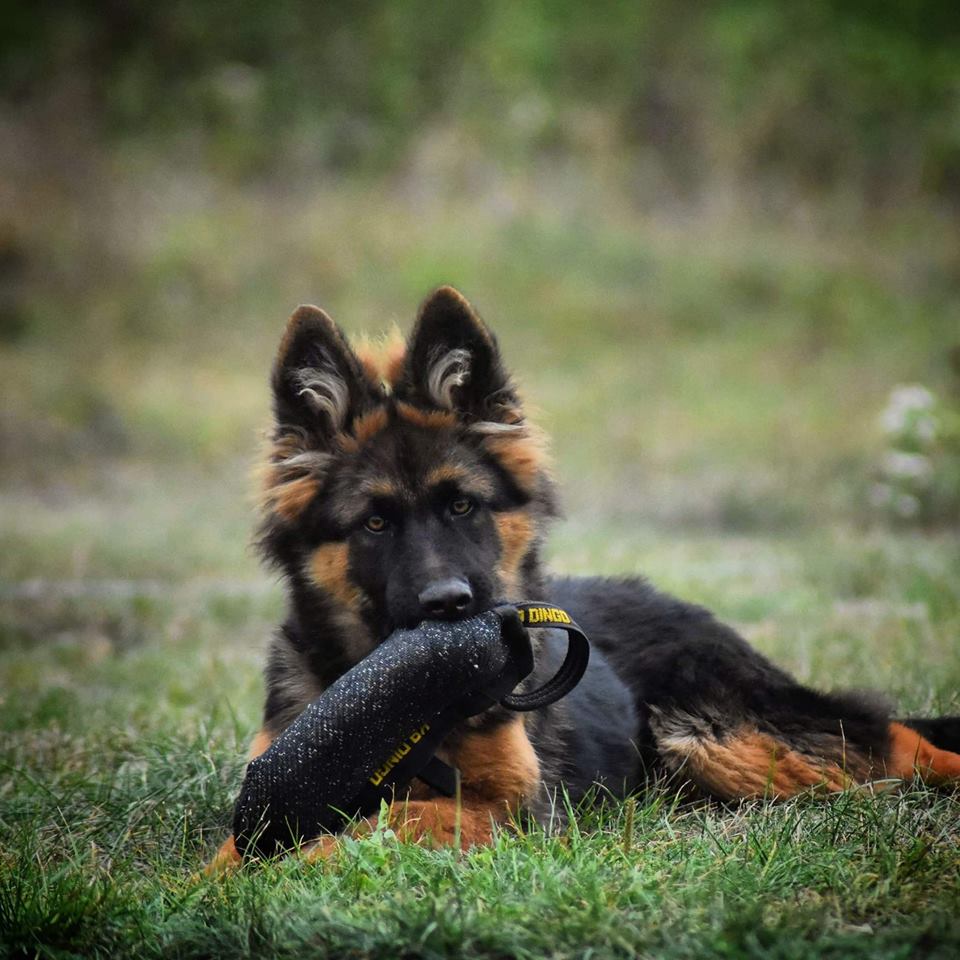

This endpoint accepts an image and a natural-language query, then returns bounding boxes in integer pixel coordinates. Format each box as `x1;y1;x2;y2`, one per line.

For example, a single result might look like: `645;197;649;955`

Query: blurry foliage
872;382;960;526
1;1;960;532
2;0;959;199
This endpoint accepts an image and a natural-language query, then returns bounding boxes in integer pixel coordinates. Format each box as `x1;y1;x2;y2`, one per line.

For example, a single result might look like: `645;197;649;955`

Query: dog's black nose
418;578;474;620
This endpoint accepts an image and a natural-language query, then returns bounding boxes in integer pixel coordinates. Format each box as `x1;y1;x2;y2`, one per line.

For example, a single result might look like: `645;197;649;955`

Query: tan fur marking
664;726;853;799
304;797;501;859
424;464;496;499
257;425;333;522
453;716;541;804
357;354;382;388
385;344;407;387
308;543;362;612
484;429;549;492
361;478;399;499
396;401;457;430
354;327;406;390
205;835;242;874
352;407;389;444
373;797;501;847
886;722;960;784
494;510;535;598
248;729;274;762
255;460;278;514
335;433;360;454
425;464;469;487
332;408;390;455
272;475;320;522
257;434;293;504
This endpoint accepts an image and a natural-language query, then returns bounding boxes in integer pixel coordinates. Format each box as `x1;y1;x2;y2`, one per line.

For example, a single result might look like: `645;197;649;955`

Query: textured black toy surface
233;609;529;858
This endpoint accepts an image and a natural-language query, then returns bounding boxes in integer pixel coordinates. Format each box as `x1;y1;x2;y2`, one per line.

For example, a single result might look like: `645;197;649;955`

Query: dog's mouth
381;597;507;642
378;576;514;639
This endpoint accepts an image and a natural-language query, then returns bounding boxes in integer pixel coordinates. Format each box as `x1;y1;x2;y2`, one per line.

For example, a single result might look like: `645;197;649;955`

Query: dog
211;285;960;867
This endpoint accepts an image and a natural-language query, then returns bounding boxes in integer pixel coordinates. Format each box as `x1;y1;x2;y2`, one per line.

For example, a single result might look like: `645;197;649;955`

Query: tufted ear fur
271;304;378;447
397;286;523;425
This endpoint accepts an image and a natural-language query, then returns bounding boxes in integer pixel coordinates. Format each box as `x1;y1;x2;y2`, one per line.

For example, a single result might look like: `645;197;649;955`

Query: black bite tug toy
232;603;589;858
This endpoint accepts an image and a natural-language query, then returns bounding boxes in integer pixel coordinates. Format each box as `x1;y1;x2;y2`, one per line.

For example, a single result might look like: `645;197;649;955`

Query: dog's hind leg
649;708;960;801
648;708;857;800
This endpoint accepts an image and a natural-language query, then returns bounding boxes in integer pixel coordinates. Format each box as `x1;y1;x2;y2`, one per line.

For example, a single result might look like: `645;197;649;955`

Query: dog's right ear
271;305;373;446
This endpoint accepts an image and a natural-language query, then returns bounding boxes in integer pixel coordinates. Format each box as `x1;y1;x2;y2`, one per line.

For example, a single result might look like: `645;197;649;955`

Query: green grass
4;782;960;959
2;167;960;957
2;526;959;959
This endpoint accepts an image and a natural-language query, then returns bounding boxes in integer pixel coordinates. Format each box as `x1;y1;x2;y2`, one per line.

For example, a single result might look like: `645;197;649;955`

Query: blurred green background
1;0;959;689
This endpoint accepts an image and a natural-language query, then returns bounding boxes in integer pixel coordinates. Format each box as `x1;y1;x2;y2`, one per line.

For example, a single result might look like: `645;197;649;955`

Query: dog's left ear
399;286;522;424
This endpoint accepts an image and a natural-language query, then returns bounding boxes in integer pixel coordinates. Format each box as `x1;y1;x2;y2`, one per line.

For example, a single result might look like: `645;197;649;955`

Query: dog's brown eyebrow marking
396;401;458;430
329;477;408;529
425;464;495;499
425;464;468;487
360;478;400;499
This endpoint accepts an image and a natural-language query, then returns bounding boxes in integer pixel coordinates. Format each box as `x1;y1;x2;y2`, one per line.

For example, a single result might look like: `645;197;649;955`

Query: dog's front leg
302;793;504;861
205;728;276;873
306;715;541;860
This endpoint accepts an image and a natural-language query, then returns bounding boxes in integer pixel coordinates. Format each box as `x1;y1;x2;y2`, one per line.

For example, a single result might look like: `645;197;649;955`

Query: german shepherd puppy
213;286;960;865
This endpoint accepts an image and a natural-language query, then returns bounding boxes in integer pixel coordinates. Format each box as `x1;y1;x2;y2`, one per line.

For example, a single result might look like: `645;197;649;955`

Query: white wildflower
890;384;935;412
880;384;936;435
880;451;934;483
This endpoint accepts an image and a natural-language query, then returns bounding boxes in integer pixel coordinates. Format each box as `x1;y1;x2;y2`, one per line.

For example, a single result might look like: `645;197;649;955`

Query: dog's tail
885;718;960;784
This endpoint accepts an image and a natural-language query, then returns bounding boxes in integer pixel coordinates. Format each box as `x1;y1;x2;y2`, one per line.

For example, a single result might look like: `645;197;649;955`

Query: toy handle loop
497;602;591;712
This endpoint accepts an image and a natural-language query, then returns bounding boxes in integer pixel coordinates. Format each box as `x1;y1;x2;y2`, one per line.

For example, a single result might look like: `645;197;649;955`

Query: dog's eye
364;515;388;533
450;498;473;517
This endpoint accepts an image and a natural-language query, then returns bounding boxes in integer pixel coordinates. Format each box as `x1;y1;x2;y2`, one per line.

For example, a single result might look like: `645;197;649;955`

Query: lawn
2;176;960;958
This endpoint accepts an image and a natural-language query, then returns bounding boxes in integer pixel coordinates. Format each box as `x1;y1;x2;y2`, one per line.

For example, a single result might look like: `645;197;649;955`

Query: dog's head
258;287;557;657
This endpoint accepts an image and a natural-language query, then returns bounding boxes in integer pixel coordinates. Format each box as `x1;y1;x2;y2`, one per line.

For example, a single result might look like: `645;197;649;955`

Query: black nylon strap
500;602;591;711
351;699;467;807
417;755;460;796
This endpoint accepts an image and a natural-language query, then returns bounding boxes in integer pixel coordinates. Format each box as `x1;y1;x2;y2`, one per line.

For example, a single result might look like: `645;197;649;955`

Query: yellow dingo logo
368;723;431;786
519;605;572;625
